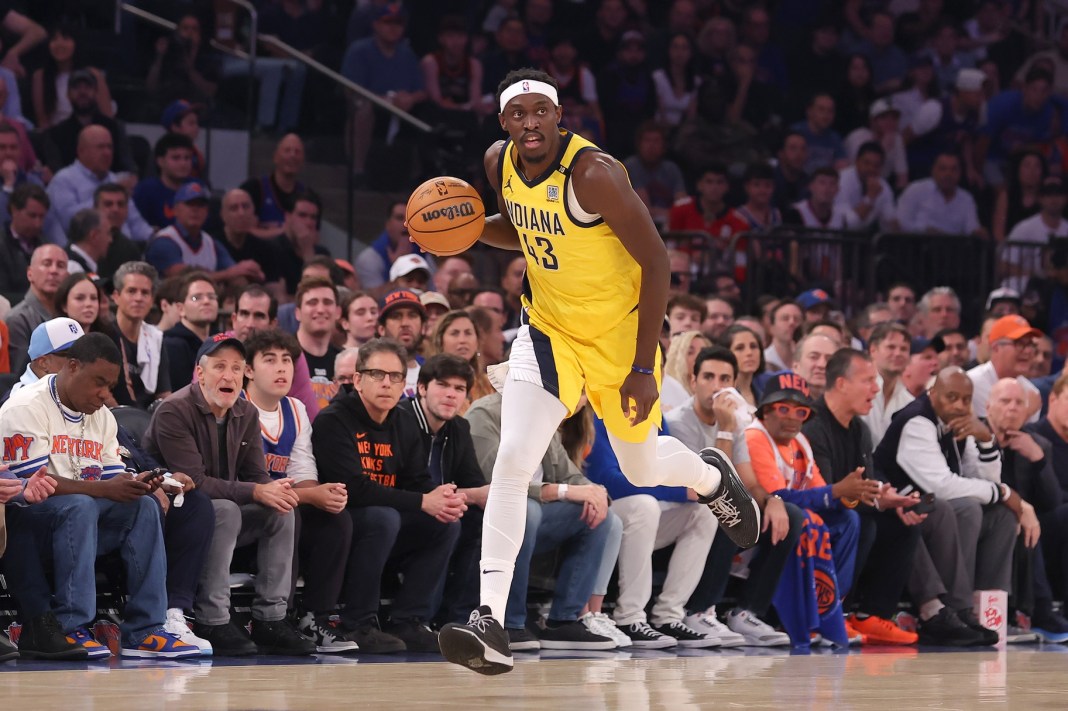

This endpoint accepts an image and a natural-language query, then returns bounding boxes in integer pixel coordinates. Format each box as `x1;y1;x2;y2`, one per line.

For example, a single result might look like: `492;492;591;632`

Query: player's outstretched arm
478;141;523;251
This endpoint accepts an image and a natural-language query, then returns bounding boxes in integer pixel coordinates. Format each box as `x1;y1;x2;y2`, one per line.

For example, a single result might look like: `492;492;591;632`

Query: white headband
499;80;559;112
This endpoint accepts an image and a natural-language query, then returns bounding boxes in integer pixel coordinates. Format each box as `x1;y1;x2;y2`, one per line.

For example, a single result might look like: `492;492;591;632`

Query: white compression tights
479;379;723;622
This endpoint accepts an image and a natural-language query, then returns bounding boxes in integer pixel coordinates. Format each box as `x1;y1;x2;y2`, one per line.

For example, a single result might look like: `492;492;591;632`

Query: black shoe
341;622;406;654
622;621;677;649
0;633;18;663
697;447;761;549
250;618;316;656
191;621;258;657
15;612;88;660
538;620;616;650
918;608;986;647
653;620;719;649
386;619;439;653
958;609;1000;646
438;606;513;675
507;627;541;651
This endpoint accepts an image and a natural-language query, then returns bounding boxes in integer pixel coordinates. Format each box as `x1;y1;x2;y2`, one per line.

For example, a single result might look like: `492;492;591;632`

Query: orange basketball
405;176;486;256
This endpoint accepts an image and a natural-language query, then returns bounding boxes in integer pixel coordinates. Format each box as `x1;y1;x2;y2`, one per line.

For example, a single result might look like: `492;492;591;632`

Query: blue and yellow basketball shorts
507;317;662;443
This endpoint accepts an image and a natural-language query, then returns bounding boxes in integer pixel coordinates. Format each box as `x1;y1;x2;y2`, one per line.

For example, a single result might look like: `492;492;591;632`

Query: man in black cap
145;333;315;657
376;289;427;397
42;68;134;173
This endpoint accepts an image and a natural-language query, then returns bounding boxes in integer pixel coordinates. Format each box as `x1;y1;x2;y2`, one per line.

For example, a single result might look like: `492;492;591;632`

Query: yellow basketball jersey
499;130;641;343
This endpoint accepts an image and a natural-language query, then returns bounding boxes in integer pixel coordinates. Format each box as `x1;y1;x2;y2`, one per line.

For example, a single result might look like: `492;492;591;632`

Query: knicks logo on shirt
51;436;104;461
3;434;34;461
79;465;104;481
265;453;291;479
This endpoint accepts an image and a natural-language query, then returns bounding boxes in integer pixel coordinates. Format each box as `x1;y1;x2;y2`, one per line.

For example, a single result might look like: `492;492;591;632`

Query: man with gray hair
64;208;111;275
918;286;962;339
109;261;171;409
6;243;67;372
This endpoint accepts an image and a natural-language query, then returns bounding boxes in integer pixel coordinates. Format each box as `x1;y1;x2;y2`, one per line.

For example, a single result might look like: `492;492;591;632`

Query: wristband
841;497;859;509
558;483;569;501
999;483;1011;503
631;364;654;375
716;431;734;441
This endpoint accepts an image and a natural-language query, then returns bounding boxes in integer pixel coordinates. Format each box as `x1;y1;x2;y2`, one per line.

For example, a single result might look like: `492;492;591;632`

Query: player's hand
762;494;789;545
619;370;660;426
253;478;299;513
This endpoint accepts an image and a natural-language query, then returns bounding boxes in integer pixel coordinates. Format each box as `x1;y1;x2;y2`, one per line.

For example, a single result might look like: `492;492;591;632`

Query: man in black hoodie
163;272;217;386
312;339;464;653
398;354;489;624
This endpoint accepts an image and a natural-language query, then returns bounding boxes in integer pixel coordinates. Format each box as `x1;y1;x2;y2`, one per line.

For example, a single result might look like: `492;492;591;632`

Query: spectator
64;208;110;277
45;125;152;244
845;99;908;191
790;93;846;173
466;306;506;370
389;254;432;293
652;32;700;129
239;134;307;240
31;24;114;130
311;339;463;653
702;297;734;342
772;131;809;211
967;315;1043;422
1013;21;1068;97
598;31;657;158
42;68;133;174
241;328;356;654
978;68;1058;187
887;282;918;326
466;391;618;651
666;293;705;338
54;272;108;336
421;291;451;343
421;15;485;117
161;100;205;179
890;56;941;136
1033;335;1054;379
163;273;217;388
873;367;1029;646
294;276;342;412
993;150;1045;244
429;310;495;413
0;5;45;80
737;163;783;232
376;289;427;397
789;167;858;230
625;122;687;229
398;354;490;624
9;316;83;396
0;333;200;660
861;322;913;448
0;183;49;301
582;0;629;73
719;324;765;409
132;133;200;230
480;16;533;99
91;183;144;283
902;340;940;399
212;189;285;300
145;183;264;286
340;290;379;349
791;333;837;400
109;261;171;410
906;68;985;183
1003;176;1068;292
662;331;711;412
544;33;605;142
925;21;975;94
896;152;984;236
854;11;909;93
356;200;421;294
763;301;801;372
837;142;896;231
0;122;45;219
853;302;892;348
740;6;787;91
833;54;877;137
787;19;842;117
341;4;427;182
934;327;971;369
274;191;331;296
499;255;525;331
333;346;358;388
917;286;962;339
803;349;921;645
145;13;219;106
746;372;870;647
145;334;314;657
668;163;749;282
6;244;66;374
472;288;508;332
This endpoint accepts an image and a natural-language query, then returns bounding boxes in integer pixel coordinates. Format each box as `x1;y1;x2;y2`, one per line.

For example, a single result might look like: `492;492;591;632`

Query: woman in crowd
662;331;712;413
834;54;876;136
431;310;493;412
32;24;114;128
339;291;379;349
55;272;111;335
652;32;700;129
992;150;1045;241
719;324;765;409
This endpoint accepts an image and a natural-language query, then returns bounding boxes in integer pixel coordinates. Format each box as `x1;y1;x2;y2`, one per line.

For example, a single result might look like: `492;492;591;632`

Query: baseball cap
389;254;432;282
869;98;900;119
174;182;209;205
161;100;199;130
379;289;427;322
985;287;1021;311
335;259;356;277
956;68;986;93
620;30;646;45
28;318;84;360
910;337;943;355
195;333;246;363
372;2;406;22
420;291;451;312
988;315;1042;344
1039;176;1067;197
757;372;813;412
795;288;833;311
69;68;97;88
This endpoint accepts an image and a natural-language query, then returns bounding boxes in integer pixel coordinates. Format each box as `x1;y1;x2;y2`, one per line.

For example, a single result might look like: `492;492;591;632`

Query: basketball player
435;69;761;674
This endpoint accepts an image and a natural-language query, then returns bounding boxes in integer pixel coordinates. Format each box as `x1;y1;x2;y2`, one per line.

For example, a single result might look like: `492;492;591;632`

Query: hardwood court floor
2;647;1067;710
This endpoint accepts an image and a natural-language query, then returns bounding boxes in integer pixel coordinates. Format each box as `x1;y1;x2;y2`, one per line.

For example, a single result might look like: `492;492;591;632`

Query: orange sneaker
849;614;918;646
843;619;867;646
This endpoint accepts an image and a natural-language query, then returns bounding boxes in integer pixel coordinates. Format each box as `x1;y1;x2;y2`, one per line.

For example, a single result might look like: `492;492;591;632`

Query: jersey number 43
522;233;559;270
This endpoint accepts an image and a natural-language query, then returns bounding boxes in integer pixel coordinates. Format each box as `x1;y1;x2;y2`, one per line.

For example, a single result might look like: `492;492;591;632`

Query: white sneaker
683;607;746;648
726;608;790;647
580;612;632;648
164;608;213;656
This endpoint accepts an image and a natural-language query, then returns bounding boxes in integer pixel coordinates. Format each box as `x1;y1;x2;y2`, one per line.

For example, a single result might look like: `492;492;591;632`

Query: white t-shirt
665;396;751;464
1003;213;1068;292
966;361;1040;423
837;166;896;230
861;375;915;448
844;128;908;182
0;375;125;481
660;375;690;414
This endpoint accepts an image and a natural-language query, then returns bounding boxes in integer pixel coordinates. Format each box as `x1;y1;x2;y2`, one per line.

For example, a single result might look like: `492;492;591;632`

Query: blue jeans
505;499;615;629
5;494;168;646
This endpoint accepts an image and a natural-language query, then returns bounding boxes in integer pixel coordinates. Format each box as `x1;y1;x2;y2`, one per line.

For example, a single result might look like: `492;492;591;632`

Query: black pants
159;488;215;611
852;509;922;619
340;506;461;626
1038;503;1068;602
688;501;805;617
294;505;353;614
435;507;484;626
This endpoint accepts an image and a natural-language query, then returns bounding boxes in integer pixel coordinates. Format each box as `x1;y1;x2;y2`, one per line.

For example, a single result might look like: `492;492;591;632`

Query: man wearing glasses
311;338;463;654
967;315;1045;424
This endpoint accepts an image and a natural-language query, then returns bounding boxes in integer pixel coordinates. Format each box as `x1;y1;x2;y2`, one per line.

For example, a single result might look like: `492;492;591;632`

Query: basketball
405;176;485;256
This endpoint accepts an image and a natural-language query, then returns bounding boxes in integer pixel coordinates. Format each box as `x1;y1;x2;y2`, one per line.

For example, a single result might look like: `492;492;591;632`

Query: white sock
920;599;945;621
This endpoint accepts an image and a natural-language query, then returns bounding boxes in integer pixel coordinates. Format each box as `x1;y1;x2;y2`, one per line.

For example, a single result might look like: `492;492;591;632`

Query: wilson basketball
405;176;485;256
